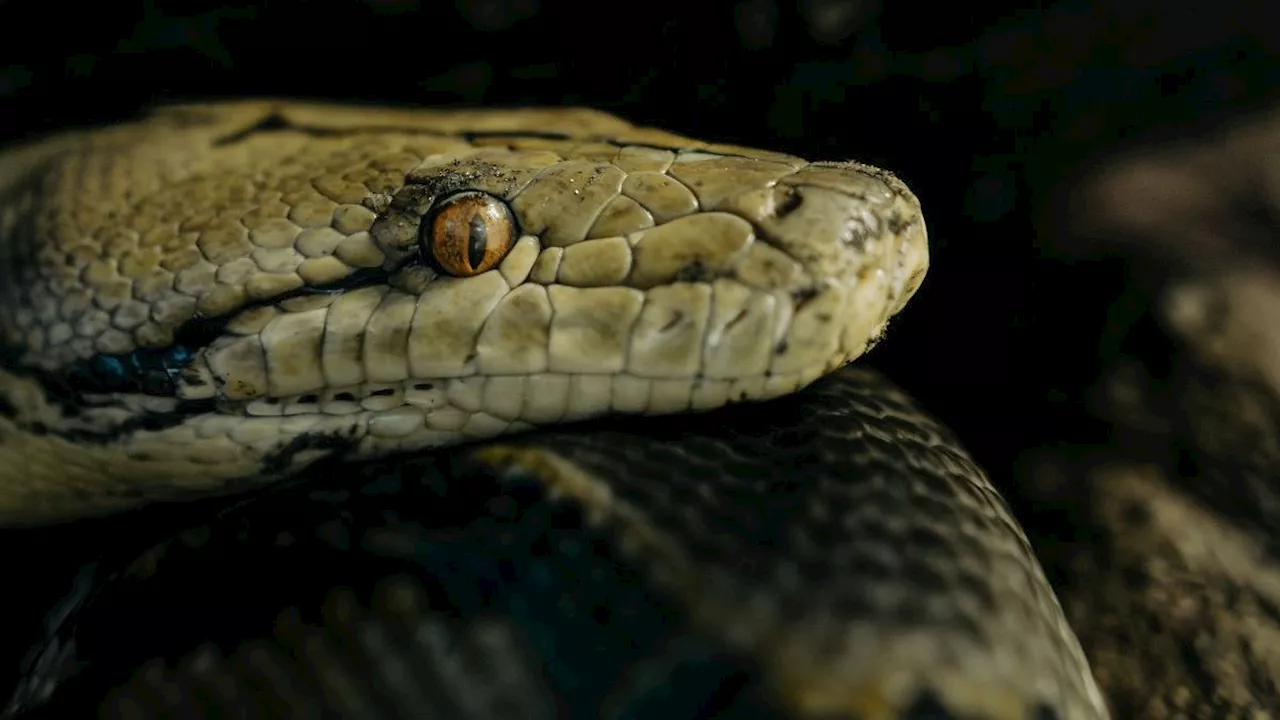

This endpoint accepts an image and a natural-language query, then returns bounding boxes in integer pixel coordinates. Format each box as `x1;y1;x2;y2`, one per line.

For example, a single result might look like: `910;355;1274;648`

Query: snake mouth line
45;268;393;407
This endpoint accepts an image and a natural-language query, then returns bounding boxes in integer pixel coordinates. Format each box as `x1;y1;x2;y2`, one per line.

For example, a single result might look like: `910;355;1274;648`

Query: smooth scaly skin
0;102;1108;719
0;101;926;525
7;367;1107;720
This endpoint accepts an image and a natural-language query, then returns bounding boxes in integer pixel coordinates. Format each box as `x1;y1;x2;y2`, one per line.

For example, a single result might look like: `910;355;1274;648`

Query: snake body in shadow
0;102;1105;719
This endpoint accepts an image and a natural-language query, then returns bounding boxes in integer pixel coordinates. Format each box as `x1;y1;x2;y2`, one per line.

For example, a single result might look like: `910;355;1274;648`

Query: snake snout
745;163;928;378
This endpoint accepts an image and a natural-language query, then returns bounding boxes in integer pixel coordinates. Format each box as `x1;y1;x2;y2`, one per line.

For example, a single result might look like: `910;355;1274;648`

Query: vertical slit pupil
467;212;488;270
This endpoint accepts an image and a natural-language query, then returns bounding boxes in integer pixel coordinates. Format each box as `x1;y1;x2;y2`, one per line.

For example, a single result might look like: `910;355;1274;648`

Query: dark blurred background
1;0;1277;589
3;0;1280;711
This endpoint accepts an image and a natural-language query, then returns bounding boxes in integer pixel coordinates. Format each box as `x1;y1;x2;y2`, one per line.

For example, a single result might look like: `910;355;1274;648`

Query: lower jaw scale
225;367;833;425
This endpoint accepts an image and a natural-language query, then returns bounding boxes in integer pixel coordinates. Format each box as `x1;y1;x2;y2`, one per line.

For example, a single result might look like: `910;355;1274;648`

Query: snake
0;101;1107;719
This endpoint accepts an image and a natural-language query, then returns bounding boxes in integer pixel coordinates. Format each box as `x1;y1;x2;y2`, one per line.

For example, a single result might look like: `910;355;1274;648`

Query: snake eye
421;191;517;277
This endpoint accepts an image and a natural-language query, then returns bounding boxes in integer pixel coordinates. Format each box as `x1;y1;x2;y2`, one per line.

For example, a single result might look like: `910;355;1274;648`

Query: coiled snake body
0;103;1106;719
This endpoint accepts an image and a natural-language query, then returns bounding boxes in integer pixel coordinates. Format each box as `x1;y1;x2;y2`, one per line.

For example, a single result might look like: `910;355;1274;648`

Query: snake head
0;102;928;521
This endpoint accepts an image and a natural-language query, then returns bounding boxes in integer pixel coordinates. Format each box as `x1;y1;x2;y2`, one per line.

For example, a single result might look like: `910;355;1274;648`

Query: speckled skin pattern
0;101;925;524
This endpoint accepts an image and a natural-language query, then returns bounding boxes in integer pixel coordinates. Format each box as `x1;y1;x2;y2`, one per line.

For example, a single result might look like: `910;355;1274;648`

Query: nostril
773;186;804;218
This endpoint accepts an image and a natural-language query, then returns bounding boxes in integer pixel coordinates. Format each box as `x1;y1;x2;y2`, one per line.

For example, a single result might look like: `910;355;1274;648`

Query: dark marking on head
581;166;609;190
723;309;749;333
398;161;525;218
212;113;570;148
863;330;884;354
774;187;803;218
791;286;819;313
212;112;290;146
461;130;573;142
202;111;736;161
673;260;714;283
841;221;875;251
886;213;912;235
261;430;359;476
63;342;202;398
658;312;686;333
774;340;788;355
11;399;213;445
413;383;435;391
53;268;388;400
178;367;207;388
389;183;439;214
